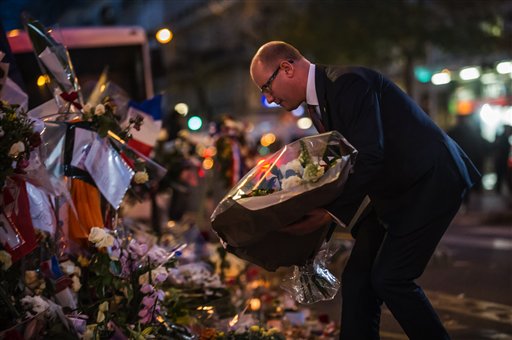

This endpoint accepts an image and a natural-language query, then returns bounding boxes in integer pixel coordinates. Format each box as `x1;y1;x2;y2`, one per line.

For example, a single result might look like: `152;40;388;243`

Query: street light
155;28;173;44
431;70;451;85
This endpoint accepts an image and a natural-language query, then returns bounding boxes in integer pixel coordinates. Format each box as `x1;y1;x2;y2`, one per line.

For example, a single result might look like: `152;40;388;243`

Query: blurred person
250;41;480;340
493;124;512;196
447;114;491;205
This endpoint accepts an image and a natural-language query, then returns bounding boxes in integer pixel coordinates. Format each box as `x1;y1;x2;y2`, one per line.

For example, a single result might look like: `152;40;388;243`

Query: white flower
281;175;303;190
88;227;107;243
0;126;4;138
21;295;49;315
71;275;81;292
96;301;109;323
0;250;12;270
8;141;25;157
82;103;92;113
60;260;76;276
138;266;169;286
88;227;114;248
279;159;304;177
94;104;106;116
303;163;325;182
96;234;115;248
134;171;149;184
83;325;97;340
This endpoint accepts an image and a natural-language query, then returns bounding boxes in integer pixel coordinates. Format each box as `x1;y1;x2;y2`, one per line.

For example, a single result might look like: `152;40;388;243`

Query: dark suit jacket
316;65;480;234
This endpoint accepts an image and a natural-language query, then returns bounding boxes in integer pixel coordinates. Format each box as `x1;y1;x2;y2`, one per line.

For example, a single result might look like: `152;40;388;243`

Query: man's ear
281;60;294;77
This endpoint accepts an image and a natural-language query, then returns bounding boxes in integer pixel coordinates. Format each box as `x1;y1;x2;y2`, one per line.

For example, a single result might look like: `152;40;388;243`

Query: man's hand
280;208;333;235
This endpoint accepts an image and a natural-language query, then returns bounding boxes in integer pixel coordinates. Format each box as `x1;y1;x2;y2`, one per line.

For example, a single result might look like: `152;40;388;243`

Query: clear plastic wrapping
210;131;357;272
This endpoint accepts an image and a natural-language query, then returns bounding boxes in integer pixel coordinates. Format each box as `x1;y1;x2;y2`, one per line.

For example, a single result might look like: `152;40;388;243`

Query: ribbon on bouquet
59;91;83;111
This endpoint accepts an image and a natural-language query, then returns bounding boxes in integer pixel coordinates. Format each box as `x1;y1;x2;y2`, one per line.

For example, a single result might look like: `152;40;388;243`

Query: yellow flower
249;325;260;332
0;250;12;270
77;255;90;267
134;171;149;184
97;301;109;323
8;141;25;157
94;104;106;116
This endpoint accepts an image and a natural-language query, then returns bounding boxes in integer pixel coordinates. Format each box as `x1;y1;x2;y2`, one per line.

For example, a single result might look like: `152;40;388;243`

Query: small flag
125;95;162;156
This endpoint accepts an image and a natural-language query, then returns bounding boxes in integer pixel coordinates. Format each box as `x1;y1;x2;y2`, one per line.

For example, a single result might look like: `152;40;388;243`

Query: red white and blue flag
126;95;163;157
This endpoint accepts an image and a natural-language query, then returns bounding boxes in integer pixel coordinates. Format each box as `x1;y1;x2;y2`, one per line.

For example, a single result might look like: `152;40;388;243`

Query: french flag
126;95;163;157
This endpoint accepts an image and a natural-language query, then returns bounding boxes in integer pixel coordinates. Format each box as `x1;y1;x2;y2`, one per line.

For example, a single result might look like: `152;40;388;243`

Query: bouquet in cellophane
211;131;357;303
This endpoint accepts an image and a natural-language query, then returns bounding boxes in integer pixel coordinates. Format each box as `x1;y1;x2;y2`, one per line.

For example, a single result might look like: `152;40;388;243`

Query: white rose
8;141;25;157
88;227;107;244
96;301;109;323
279;159;304;177
96;234;115;248
281;175;303;190
94;104;106;116
71;275;81;292
133;171;149;184
0;250;12;270
60;260;76;276
82;103;92;113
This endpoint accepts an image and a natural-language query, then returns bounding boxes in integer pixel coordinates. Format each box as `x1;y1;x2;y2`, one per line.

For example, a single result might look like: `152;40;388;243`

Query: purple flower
140;283;154;294
141;295;156;307
128;239;148;257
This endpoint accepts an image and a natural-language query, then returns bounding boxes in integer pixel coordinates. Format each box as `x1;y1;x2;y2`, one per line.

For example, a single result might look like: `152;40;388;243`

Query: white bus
7;26;153;109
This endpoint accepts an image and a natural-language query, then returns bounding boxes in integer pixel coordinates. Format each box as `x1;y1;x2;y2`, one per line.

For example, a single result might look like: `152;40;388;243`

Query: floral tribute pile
0;17;341;340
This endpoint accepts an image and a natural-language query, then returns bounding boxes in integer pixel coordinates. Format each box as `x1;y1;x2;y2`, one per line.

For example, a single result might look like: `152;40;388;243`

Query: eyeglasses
260;60;293;94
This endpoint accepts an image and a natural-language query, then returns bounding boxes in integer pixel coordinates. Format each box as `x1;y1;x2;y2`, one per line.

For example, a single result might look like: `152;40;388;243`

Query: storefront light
496;61;512;74
431;71;451;85
459;67;480;80
479;104;500;126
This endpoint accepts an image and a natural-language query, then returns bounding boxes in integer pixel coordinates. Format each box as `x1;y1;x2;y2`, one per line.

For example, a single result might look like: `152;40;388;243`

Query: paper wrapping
210;131;357;271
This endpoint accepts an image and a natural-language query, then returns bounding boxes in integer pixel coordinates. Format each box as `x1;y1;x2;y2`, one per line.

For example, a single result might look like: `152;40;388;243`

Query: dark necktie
307;104;326;133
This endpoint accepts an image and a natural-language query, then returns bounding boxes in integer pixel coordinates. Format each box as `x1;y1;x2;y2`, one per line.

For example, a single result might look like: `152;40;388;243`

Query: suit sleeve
324;75;385;225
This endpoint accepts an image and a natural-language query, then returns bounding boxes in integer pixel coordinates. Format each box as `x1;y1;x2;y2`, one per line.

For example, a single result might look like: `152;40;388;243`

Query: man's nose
264;92;275;104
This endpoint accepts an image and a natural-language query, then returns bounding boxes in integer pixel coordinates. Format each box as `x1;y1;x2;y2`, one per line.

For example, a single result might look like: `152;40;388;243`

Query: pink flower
140;283;154;294
141;295;155;307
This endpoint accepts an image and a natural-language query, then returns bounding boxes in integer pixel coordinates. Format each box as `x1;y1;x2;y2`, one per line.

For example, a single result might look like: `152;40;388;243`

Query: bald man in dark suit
250;41;480;340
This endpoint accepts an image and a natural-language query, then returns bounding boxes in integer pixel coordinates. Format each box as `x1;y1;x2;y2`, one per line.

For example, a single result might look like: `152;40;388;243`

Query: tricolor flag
126;95;163;157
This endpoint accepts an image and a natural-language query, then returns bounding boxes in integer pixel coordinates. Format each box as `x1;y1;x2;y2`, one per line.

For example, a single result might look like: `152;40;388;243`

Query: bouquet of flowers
0;101;42;189
210;131;356;273
211;131;356;304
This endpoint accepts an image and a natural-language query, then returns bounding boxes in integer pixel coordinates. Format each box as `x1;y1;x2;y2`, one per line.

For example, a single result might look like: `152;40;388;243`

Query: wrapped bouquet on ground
210;131;356;303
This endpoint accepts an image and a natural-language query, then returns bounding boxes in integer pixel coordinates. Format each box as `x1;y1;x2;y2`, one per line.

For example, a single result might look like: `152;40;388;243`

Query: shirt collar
306;63;319;106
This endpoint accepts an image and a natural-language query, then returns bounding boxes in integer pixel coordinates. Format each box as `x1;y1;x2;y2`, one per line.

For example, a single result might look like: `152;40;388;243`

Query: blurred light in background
456;101;474;115
7;29;20;37
459;67;480;80
297;117;313;130
249;298;261;311
155;28;173;44
36;74;50;87
479;104;502;142
431;70;451;85
258;146;270;156
481;73;497;84
202;157;214;170
260;132;276;147
187;116;202;130
174;102;189;116
414;66;432;83
496;61;512;74
482;173;497;191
